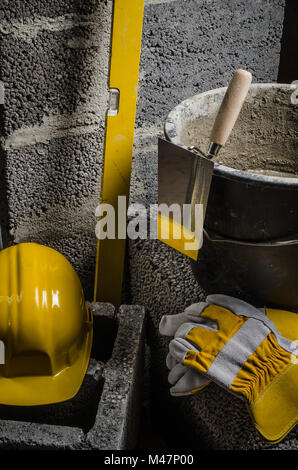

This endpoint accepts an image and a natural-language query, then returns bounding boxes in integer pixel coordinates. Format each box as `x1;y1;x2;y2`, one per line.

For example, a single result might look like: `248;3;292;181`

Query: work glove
159;295;298;443
159;302;212;396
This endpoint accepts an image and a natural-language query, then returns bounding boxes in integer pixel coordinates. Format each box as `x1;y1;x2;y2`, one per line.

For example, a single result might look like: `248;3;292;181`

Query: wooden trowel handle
210;69;252;147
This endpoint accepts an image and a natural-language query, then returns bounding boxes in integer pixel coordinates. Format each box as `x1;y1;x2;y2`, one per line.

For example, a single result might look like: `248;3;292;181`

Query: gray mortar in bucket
165;83;298;179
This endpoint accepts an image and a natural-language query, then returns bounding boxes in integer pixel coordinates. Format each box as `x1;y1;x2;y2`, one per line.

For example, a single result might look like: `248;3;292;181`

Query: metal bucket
193;230;298;310
165;83;298;309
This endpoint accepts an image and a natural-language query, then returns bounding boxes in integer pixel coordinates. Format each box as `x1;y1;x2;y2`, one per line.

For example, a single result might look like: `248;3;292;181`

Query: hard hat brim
0;327;93;407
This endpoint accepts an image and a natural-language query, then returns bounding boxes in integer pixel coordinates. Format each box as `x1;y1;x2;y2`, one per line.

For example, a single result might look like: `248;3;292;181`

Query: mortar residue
180;87;298;176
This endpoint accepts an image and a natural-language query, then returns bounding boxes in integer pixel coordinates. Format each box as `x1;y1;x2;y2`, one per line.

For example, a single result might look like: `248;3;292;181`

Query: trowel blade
158;138;214;260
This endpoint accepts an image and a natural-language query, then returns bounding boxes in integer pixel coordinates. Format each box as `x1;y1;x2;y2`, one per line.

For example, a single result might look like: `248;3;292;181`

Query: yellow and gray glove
159;295;298;443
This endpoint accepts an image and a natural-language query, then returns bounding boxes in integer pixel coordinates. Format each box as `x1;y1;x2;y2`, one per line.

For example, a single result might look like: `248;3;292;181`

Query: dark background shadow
278;0;298;82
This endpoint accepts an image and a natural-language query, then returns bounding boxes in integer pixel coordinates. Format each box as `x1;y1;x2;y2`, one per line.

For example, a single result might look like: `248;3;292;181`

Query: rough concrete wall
0;0;113;299
128;0;298;450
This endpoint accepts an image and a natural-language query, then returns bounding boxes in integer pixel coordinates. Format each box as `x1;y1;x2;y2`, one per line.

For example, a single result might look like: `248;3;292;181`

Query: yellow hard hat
0;243;93;406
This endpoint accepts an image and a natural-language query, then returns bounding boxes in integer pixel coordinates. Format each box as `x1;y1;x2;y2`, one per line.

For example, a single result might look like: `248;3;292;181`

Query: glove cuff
250;360;298;443
231;333;292;404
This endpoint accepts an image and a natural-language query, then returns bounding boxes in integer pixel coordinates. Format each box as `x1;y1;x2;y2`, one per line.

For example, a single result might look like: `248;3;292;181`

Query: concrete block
0;18;110;135
5;133;102;227
0;302;146;450
87;305;146;450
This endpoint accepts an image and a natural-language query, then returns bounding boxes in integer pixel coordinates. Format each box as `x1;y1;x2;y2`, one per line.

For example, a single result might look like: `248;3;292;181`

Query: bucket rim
165;83;298;188
203;229;298;247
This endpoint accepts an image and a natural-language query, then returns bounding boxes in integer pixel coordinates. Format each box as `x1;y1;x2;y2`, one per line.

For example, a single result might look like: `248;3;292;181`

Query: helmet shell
0;243;93;406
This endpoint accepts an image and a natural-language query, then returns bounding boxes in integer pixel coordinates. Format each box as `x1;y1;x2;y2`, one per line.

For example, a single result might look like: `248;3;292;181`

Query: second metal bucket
165;83;298;310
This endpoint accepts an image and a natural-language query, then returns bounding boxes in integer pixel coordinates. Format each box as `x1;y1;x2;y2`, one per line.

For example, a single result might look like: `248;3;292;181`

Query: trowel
158;69;252;259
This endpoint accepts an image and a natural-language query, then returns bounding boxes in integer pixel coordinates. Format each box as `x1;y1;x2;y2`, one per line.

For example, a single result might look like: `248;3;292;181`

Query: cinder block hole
0;372;104;433
0;315;118;433
91;315;118;362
